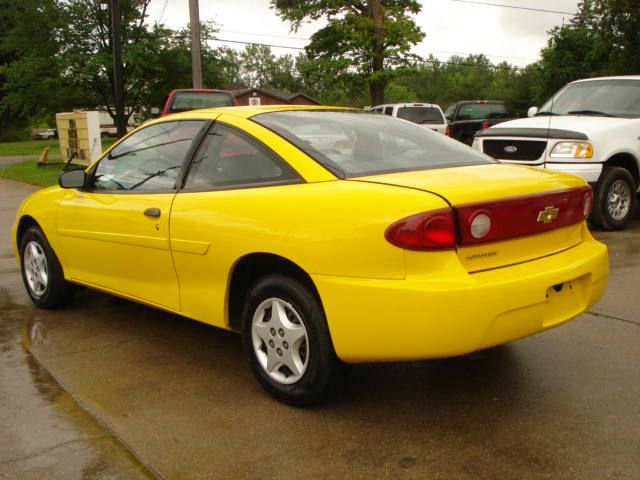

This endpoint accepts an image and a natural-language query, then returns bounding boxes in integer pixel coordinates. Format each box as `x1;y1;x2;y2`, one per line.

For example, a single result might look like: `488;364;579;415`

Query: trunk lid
351;164;590;272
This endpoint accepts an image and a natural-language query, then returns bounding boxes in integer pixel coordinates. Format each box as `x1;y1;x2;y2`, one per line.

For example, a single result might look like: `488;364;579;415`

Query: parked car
155;89;238;117
13;106;608;405
444;100;512;144
369;103;448;134
35;129;58;140
473;76;640;230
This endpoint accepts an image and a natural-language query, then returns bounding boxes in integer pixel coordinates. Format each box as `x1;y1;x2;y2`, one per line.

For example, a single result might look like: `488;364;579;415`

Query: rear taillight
385;186;592;251
385;208;456;251
481;120;489;130
456;186;592;245
445;126;451;137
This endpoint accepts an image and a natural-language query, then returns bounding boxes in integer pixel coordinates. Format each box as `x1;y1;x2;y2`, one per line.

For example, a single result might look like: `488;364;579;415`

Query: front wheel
241;274;345;406
20;226;72;309
591;166;637;230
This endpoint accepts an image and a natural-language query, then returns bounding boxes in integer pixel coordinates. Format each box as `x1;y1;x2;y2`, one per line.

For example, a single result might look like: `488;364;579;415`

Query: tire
241;274;346;406
20;226;72;309
591;166;637;230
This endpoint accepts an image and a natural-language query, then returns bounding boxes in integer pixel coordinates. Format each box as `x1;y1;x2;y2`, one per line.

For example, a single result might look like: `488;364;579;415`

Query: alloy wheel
251;297;309;385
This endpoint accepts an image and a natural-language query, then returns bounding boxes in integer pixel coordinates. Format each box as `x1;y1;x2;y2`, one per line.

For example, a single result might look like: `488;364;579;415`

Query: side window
444;105;455;121
184;124;300;189
92;120;205;191
383;106;394;116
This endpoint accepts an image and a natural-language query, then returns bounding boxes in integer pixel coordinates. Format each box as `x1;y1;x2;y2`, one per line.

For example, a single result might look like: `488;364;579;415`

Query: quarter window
92;120;205;191
183;124;299;189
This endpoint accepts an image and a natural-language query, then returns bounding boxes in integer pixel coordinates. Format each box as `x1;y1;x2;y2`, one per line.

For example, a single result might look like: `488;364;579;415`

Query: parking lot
1;177;639;480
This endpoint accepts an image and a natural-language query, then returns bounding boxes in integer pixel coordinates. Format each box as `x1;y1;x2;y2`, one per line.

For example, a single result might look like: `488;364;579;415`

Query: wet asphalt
0;178;638;479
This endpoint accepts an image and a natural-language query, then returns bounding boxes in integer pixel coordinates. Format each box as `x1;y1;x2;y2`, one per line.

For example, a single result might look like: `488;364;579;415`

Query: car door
169;120;303;327
56;119;209;310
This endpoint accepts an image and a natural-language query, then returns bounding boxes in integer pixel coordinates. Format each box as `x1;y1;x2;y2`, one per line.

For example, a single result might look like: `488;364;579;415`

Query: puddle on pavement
0;289;154;480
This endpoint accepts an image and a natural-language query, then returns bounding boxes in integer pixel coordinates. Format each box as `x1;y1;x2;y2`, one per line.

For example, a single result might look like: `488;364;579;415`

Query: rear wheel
591;166;637;230
241;274;345;406
20;226;72;309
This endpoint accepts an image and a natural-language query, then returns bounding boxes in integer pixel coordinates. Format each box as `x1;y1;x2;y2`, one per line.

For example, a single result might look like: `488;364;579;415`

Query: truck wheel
591;166;637;230
242;274;346;406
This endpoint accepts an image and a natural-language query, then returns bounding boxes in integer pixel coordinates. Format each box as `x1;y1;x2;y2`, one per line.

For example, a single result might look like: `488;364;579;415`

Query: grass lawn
0;160;66;187
0;137;117;157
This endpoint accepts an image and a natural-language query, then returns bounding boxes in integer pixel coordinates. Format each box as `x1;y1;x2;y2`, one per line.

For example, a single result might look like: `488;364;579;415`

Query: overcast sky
146;0;581;67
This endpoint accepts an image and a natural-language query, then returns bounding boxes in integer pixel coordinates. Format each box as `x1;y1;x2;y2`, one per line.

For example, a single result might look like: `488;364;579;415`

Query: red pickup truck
159;89;238;116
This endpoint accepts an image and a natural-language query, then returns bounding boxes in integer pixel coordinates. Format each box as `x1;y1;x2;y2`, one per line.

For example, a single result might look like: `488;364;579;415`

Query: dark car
444;100;512;145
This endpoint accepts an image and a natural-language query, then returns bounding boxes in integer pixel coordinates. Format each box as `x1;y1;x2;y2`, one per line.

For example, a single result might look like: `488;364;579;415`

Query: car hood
351;163;585;206
490;115;631;139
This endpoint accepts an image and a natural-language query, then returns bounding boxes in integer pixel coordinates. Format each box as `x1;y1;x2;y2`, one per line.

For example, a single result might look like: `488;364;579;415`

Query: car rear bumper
312;235;608;363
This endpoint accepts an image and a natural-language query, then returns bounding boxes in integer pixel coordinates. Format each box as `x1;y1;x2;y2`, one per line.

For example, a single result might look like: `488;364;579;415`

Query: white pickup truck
473;76;640;230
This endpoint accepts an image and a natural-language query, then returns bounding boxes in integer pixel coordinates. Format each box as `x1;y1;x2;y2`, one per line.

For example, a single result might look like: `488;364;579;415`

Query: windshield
169;91;235;112
539;80;640;118
456;103;508;120
397;106;445;124
252;110;493;177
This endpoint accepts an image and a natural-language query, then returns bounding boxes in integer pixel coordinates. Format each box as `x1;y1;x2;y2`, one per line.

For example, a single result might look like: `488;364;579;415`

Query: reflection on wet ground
15;286;639;480
0;290;155;480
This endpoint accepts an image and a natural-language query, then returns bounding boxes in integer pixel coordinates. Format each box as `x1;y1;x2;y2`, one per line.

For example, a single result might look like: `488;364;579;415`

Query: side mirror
58;168;87;189
150;107;160;117
527;106;538;118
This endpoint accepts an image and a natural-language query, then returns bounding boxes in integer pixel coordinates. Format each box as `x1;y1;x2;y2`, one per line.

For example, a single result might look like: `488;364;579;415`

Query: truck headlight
550;142;593;158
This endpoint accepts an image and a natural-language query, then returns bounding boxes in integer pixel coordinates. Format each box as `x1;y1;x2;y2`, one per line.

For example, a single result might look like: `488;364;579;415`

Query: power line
157;0;168;24
218;29;309;42
449;0;575;15
207;37;306;51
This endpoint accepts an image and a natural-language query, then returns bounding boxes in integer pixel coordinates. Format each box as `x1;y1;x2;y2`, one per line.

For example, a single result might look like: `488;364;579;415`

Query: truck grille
482;140;547;161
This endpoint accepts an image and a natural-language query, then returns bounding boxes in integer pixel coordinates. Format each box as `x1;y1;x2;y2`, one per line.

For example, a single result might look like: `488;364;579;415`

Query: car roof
571;75;640;84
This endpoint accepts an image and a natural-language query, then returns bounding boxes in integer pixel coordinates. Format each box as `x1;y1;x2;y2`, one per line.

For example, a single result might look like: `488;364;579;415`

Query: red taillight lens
445;126;451;136
481;120;489;130
385;208;456;251
456;186;593;245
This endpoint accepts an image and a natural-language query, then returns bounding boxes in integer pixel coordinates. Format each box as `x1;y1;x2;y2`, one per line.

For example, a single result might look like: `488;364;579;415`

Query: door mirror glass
150;107;160;117
527;106;538;117
59;168;87;189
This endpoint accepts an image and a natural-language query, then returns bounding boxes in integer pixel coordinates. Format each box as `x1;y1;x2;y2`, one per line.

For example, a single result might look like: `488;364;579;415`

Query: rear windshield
456;103;508;120
169;91;235;112
252;110;493;177
397;106;445;124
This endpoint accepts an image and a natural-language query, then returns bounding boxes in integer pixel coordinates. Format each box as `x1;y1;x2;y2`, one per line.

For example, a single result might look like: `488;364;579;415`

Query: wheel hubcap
251;298;309;384
23;241;48;297
607;180;632;221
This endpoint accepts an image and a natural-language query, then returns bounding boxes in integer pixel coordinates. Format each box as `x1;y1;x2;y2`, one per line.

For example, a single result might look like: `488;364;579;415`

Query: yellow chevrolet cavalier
13;106;608;405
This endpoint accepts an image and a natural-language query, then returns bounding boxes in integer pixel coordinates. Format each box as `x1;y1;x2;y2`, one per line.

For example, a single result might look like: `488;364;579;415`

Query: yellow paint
12;105;609;363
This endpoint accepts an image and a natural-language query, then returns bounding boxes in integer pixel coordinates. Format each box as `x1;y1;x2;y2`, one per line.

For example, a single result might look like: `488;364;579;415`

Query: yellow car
12;105;608;405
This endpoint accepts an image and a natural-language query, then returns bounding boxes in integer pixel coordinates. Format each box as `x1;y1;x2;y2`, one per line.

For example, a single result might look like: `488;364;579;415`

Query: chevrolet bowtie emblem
537;206;559;224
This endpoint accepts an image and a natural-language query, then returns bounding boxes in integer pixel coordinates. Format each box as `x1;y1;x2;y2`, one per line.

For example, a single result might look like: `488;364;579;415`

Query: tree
536;0;640;102
272;0;424;105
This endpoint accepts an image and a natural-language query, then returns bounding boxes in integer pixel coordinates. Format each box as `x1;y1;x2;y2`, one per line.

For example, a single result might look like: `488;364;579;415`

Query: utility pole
189;0;203;88
110;0;126;138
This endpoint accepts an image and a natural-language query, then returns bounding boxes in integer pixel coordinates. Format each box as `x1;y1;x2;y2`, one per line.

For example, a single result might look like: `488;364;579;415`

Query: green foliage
272;0;424;105
536;0;640;102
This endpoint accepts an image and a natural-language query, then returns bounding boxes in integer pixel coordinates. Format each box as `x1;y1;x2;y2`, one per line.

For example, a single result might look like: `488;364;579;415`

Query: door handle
144;208;161;218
